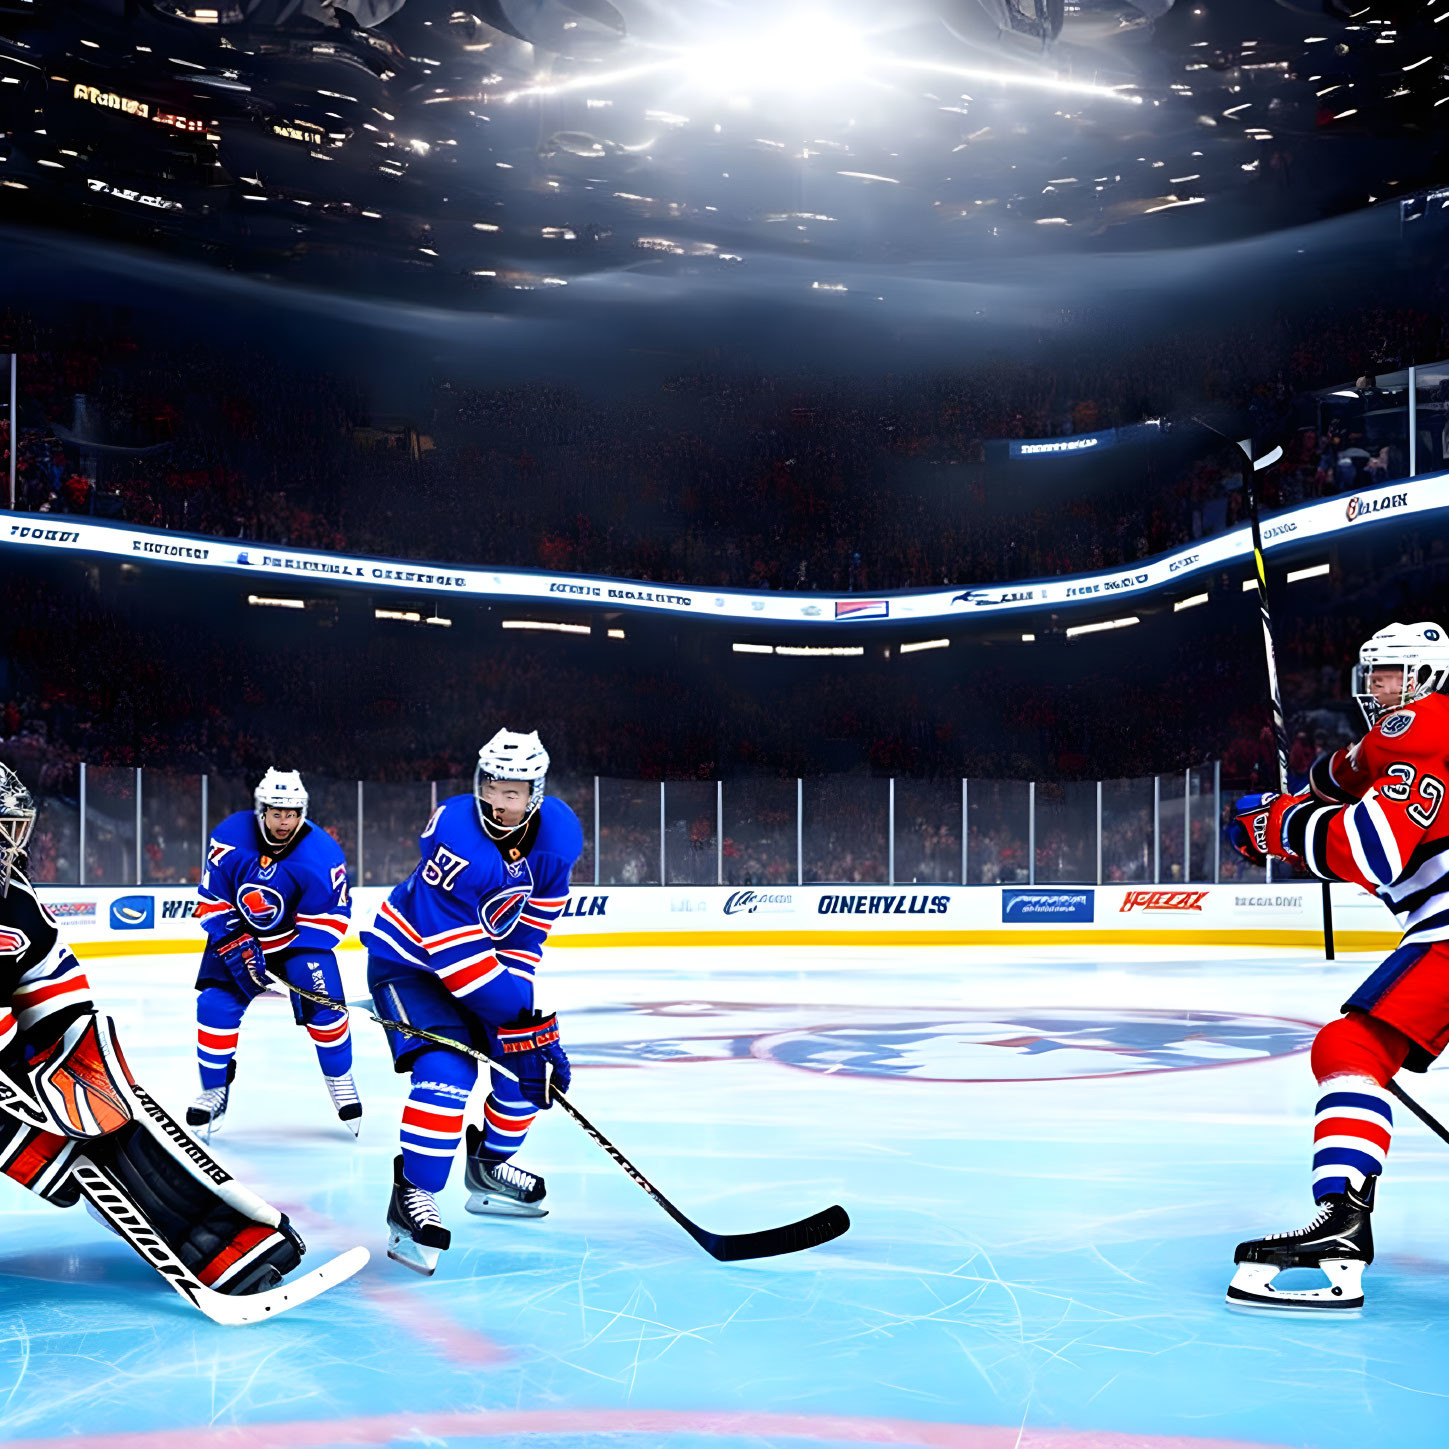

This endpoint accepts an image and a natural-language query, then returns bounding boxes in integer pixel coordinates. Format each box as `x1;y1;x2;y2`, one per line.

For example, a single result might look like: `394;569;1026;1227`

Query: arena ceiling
0;0;1442;306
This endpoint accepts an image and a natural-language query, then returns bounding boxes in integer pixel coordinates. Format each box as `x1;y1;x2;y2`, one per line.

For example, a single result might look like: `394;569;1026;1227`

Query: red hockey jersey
1275;694;1449;945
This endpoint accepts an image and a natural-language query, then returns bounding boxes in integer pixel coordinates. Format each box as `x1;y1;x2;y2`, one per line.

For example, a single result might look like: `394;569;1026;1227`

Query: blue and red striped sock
1312;1076;1393;1200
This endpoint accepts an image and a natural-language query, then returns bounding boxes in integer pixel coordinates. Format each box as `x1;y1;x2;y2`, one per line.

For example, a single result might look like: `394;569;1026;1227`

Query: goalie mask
474;729;549;842
0;763;37;898
254;768;309;850
1352;622;1449;727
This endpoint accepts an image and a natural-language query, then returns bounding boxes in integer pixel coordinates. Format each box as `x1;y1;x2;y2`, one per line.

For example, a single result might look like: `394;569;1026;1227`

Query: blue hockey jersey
360;793;582;1000
196;811;352;956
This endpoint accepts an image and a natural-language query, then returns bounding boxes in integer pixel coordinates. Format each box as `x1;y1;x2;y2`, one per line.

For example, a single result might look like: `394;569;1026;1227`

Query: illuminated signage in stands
1;476;1446;625
272;121;327;145
72;83;208;134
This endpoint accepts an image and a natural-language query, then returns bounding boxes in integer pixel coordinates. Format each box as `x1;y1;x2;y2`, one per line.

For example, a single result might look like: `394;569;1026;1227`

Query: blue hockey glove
213;917;269;999
492;1009;571;1108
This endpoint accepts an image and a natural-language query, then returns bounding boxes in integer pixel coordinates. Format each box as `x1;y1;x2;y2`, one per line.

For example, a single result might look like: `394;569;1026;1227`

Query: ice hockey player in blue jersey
360;729;582;1275
189;769;359;1140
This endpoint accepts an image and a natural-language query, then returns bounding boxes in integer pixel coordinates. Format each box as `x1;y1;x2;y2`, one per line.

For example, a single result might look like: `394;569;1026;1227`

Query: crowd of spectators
3;521;1445;885
3;290;1446;596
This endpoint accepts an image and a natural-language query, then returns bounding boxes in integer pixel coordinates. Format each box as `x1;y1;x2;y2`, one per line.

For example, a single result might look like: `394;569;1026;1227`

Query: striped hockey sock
1312;1075;1393;1200
196;986;246;1092
481;1090;538;1161
400;1078;471;1193
305;1011;352;1078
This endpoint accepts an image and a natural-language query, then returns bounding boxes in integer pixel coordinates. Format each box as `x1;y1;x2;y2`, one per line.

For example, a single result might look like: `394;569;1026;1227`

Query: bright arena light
670;13;874;101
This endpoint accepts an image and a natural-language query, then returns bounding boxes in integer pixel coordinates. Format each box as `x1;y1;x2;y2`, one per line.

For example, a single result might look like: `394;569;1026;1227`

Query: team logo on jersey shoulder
1380;711;1414;739
236;883;286;931
331;863;347;893
0;926;30;956
207;840;235;868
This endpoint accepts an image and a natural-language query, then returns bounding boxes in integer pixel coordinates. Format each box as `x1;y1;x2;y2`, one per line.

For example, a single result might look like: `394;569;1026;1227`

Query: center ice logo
237;883;286;931
568;1004;1318;1081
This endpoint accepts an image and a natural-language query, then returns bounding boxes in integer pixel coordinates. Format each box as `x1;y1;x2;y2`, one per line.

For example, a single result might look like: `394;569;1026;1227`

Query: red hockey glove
1230;792;1306;866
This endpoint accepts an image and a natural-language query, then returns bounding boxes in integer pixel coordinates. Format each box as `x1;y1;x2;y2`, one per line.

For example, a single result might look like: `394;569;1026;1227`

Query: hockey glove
214;918;269;999
1230;792;1306;866
491;1009;571;1108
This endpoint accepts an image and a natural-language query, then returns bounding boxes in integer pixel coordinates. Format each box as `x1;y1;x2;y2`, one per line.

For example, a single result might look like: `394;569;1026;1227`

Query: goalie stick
269;971;850;1262
0;1060;368;1325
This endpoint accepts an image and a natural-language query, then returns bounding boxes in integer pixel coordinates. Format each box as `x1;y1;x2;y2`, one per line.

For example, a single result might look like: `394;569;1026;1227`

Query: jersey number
1381;763;1446;829
421;845;469;890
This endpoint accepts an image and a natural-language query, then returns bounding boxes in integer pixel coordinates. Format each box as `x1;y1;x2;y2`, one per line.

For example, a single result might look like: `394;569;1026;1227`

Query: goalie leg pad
91;1122;305;1295
27;1013;136;1138
0;1112;82;1207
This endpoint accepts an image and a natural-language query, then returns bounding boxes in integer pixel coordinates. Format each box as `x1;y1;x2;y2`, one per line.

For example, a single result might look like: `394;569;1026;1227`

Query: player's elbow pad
1309;753;1357;805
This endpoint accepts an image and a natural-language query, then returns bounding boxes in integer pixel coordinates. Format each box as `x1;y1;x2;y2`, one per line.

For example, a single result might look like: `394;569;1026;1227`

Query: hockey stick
0;1060;368;1324
269;971;850;1261
1231;436;1337;957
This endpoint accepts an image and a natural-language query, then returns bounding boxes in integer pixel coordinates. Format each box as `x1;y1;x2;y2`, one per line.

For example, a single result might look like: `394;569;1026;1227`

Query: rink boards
40;881;1401;956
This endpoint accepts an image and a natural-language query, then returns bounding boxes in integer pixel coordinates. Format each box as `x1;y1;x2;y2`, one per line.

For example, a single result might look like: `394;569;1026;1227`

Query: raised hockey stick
270;971;850;1261
1232;435;1337;958
0;1062;369;1325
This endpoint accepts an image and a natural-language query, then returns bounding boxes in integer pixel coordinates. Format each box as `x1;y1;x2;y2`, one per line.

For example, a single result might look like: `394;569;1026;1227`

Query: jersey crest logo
207;840;235;868
481;875;533;939
1380;712;1414;739
258;862;278;879
0;927;30;955
237;883;286;931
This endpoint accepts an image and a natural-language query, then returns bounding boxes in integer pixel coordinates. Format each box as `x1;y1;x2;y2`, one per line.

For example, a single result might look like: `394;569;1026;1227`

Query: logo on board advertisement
1119;890;1208;913
817;893;949;915
1001;890;1094;922
835;600;888;620
723;890;794;916
110;896;155;930
1233;894;1304;911
560;894;608;918
48;901;96;920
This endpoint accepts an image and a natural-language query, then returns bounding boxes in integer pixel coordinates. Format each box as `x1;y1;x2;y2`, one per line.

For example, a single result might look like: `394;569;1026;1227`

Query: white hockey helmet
0;762;37;898
474;728;550;839
254;767;309;848
1352;621;1449;726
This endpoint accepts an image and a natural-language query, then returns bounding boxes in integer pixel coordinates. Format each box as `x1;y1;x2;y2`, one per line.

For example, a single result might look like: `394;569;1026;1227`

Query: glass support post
888;778;896;885
1028;781;1036;886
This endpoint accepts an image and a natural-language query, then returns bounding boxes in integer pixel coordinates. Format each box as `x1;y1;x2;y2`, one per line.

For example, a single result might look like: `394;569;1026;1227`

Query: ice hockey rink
4;941;1449;1449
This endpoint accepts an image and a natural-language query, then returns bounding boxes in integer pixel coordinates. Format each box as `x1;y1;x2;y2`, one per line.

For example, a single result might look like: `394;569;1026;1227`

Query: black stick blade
689;1204;850;1262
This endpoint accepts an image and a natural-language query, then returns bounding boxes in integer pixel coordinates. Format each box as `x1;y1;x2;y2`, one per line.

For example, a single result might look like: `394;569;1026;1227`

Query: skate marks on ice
2;947;1449;1448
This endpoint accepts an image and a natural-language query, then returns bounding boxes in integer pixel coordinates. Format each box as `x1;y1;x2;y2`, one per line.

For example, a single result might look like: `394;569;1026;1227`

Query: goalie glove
490;1009;571;1108
214;917;269;999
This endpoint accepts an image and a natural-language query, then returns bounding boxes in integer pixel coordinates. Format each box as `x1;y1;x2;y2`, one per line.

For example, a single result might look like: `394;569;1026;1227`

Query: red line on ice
0;1408;1301;1449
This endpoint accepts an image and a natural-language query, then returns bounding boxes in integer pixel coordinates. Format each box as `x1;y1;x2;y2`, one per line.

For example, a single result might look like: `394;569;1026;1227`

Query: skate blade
386;1228;442;1276
464;1190;548;1218
338;1116;361;1139
1226;1259;1365;1312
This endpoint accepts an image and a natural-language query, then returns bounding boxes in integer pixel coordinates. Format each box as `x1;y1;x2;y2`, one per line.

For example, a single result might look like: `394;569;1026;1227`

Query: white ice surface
2;943;1447;1449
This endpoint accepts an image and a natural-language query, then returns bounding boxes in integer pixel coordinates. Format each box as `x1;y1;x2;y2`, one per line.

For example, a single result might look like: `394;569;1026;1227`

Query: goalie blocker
0;1011;306;1297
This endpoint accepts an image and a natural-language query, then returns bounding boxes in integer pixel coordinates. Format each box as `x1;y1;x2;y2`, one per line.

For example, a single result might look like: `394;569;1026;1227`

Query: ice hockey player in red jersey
0;762;366;1321
1226;621;1449;1312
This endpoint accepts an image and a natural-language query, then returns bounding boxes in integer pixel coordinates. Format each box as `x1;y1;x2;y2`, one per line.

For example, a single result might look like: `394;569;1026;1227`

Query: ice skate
463;1124;548;1217
1227;1177;1375;1312
325;1072;362;1137
385;1155;450;1276
185;1083;229;1141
